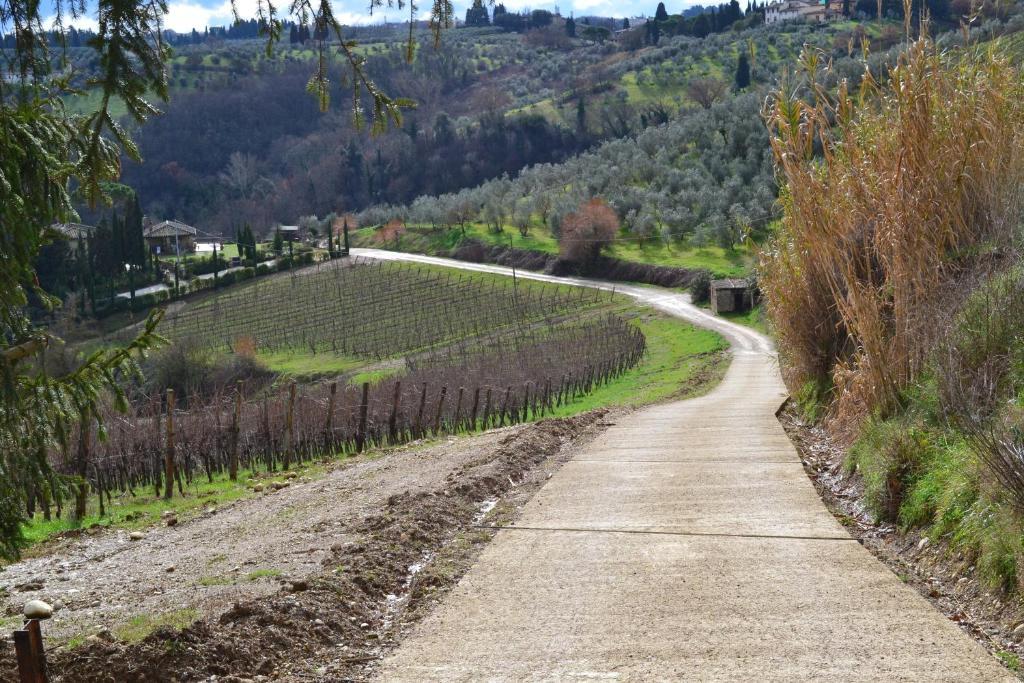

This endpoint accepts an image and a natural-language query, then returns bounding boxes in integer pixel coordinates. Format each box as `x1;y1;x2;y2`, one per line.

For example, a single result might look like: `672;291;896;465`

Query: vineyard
155;258;610;358
44;259;648;518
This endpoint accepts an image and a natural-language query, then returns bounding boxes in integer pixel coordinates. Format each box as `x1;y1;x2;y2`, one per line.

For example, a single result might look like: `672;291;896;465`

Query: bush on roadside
689;270;712;305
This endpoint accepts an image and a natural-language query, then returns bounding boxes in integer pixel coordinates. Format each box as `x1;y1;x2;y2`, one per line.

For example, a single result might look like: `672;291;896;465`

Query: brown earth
781;403;1024;677
0;410;614;682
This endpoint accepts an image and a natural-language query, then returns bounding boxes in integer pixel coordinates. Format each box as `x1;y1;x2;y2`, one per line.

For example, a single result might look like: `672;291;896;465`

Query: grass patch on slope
549;311;728;416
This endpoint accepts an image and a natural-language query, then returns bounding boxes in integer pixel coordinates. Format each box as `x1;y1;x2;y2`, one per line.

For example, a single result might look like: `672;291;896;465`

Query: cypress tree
735;51;751;90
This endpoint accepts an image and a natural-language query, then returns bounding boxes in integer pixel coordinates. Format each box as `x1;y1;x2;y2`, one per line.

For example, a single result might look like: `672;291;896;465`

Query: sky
33;0;684;35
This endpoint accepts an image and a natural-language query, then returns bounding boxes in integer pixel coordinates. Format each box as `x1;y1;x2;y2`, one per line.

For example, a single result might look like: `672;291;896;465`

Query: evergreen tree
576;98;587;134
623;17;630;29
735;51;751;90
565;15;576;37
465;0;491;26
655;2;669;21
273;227;284;255
692;13;711;37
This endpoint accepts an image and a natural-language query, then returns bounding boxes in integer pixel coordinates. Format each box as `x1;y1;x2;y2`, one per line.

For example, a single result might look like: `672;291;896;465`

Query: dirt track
0;412;612;682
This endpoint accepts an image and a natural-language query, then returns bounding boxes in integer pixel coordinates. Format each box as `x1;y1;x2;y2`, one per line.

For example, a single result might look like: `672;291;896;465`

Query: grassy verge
719;305;769;335
547;311;728;416
845;377;1022;592
17;462;325;555
19;309;727;552
352;223;753;278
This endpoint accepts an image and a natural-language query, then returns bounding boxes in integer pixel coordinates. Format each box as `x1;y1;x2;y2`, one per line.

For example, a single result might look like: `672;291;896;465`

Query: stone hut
144;219;197;255
710;278;754;315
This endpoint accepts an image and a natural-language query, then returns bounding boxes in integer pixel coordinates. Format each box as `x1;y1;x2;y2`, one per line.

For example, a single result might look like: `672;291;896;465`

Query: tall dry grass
760;37;1024;425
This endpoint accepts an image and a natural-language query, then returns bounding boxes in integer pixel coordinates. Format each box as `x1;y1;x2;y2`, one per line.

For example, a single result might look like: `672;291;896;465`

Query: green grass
547;311;728;416
997;651;1021;672
720;305;768;335
246;568;282;581
115;608;198;643
845;377;1024;592
348;366;403;387
197;575;233;587
17;462;322;552
257;350;365;379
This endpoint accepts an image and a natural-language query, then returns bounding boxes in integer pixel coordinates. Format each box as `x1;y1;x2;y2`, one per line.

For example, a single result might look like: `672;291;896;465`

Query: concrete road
353;249;1013;682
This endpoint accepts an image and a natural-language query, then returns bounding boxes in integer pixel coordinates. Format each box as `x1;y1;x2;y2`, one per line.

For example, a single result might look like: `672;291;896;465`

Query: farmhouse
143;219;197;254
50;222;95;248
278;225;302;241
764;0;835;24
709;278;754;315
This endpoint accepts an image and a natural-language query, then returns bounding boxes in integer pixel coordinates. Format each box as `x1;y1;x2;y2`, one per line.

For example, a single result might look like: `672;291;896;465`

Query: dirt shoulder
780;403;1024;677
0;410;615;682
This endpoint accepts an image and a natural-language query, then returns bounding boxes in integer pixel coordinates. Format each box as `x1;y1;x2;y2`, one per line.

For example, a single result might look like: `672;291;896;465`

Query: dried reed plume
760;36;1024;425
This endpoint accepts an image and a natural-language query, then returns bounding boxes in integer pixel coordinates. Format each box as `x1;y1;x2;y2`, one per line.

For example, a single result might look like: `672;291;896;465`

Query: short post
433;386;447;434
355;382;370;453
164;389;175;500
14;600;52;683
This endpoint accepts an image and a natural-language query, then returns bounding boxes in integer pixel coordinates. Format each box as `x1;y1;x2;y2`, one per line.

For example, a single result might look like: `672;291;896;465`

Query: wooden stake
388;381;402;443
164;389;176;500
355;382;370;453
433;386;447;434
230;382;242;482
284;382;296;470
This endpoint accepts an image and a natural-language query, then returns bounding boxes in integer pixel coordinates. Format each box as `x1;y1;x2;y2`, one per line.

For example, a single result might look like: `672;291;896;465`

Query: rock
1014;623;1024;637
161;510;175;519
165;565;176;573
918;537;930;550
129;531;145;541
253;484;264;492
271;482;289;491
15;580;45;592
23;600;53;619
288;580;309;593
284;472;298;480
95;629;115;642
165;516;178;527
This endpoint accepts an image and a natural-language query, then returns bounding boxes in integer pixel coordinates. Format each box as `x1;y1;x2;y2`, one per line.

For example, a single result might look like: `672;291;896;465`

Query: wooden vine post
355;382;370;453
388;380;402;443
164;389;176;500
284;382;296;470
325;382;337;447
229;381;242;482
433;386;447;434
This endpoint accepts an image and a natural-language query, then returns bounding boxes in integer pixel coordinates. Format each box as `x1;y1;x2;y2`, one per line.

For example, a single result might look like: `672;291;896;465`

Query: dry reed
760;36;1024;425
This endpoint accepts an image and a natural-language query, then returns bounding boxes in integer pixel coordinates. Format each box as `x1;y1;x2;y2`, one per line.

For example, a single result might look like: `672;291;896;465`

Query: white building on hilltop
765;0;838;24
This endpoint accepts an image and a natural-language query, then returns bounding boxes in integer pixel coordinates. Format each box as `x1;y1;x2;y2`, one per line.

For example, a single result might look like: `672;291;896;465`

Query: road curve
354;248;1012;682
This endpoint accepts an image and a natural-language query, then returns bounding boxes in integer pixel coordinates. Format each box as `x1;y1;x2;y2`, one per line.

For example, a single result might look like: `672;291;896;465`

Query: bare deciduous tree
687;77;729;109
559;197;619;263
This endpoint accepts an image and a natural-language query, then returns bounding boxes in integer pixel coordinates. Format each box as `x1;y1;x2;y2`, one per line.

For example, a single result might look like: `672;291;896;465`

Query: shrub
688;270;712;305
